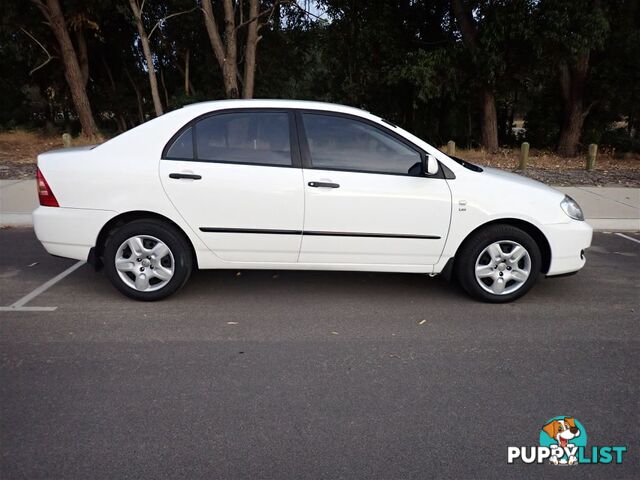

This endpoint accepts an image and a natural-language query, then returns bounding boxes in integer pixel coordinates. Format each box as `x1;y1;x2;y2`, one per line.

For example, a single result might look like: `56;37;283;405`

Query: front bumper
544;220;593;276
33;206;115;261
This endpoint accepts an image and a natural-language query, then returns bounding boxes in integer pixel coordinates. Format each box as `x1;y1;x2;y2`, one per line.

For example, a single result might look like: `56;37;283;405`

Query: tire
103;219;193;301
454;224;541;303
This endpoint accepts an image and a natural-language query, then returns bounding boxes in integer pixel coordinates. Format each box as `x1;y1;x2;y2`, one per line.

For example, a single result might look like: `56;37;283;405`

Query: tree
536;0;609;156
161;0;212;103
557;51;590;156
2;0;636;156
201;0;287;99
450;0;499;151
587;0;640;151
31;0;99;138
128;0;164;116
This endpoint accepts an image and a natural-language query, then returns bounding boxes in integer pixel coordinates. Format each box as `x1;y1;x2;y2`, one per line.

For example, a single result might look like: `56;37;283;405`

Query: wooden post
447;140;456;156
586;144;597;171
519;142;529;170
62;133;72;147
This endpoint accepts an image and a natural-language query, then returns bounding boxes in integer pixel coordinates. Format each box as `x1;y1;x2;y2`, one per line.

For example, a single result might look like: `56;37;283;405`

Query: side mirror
424;154;439;176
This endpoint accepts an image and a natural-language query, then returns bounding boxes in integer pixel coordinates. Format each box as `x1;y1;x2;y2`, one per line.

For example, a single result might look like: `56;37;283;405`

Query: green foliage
536;0;609;62
0;0;638;152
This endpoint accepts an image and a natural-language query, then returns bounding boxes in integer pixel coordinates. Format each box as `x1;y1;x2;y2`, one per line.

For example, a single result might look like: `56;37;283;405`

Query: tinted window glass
166;127;193;159
302;114;421;175
195;112;291;166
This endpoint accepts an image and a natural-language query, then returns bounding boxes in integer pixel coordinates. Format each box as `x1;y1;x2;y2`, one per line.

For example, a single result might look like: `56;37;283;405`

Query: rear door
160;110;304;262
297;112;451;266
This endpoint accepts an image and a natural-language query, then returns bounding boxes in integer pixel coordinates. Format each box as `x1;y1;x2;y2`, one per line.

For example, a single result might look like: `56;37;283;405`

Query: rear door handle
169;173;202;180
308;181;339;188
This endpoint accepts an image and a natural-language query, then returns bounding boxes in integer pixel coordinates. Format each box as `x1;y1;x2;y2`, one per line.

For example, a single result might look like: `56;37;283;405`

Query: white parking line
615;233;640;244
0;260;85;312
0;306;57;312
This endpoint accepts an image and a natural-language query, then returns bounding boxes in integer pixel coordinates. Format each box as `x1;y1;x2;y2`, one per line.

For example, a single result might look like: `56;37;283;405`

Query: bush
599;127;640;154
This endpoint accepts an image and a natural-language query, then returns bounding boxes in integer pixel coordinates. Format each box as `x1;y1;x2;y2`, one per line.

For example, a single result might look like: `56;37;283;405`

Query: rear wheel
103;219;192;301
455;225;541;303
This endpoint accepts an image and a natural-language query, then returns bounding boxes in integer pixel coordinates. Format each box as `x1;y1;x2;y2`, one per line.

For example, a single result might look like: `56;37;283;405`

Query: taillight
36;167;59;207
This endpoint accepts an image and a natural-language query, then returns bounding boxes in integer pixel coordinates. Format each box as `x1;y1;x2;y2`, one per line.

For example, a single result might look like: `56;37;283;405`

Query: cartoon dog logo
542;417;581;465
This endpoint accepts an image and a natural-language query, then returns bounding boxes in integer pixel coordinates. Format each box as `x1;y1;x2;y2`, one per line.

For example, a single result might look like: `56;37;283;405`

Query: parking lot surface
1;228;638;479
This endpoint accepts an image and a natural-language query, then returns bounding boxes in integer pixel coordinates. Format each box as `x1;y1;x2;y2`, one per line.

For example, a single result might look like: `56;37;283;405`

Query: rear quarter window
165;127;193;160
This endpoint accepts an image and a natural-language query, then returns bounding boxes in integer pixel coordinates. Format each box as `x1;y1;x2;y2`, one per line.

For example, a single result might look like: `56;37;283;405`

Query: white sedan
33;100;592;302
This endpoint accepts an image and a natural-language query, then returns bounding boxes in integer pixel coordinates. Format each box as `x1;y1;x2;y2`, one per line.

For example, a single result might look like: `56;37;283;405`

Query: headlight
560;195;584;221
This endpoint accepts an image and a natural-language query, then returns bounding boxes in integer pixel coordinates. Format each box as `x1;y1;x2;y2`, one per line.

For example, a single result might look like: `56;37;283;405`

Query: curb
0;214;33;227
587;219;640;232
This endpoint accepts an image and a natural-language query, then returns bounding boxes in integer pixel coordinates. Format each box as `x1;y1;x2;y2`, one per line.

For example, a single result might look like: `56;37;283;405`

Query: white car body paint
33;99;592;277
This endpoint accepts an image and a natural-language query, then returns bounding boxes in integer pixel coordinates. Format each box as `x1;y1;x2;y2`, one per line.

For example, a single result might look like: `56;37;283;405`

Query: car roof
181;99;369;116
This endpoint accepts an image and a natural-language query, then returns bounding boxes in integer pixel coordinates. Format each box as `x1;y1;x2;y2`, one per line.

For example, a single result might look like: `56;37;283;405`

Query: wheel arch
453;218;552;274
92;211;198;270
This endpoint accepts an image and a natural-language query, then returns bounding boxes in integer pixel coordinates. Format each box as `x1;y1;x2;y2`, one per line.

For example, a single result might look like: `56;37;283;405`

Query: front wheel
455;225;541;303
103;219;193;301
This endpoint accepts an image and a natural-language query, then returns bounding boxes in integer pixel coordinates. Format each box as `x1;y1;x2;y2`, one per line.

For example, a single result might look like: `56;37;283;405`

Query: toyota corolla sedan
33;100;592;302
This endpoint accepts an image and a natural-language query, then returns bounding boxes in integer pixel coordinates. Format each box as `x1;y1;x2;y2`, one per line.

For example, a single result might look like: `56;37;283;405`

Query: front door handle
308;181;339;188
169;173;202;180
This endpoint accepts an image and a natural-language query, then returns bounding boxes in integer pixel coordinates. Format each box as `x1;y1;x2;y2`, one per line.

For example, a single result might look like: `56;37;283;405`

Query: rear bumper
545;220;593;276
33;206;115;261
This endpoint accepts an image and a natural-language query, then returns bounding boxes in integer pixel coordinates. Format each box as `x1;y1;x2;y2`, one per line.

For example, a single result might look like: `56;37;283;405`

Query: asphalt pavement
1;227;638;479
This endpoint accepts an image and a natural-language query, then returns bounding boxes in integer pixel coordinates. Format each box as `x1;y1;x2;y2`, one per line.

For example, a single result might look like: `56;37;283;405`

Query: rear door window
194;112;292;166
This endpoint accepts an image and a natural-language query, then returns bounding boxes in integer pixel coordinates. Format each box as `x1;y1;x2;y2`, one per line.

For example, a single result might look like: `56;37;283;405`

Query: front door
160;110;304;263
297;112;451;265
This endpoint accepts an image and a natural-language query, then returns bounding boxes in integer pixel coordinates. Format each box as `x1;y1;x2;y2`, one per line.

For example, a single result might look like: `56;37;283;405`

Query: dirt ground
0;131;62;179
446;147;640;186
0;130;100;180
0;130;638;186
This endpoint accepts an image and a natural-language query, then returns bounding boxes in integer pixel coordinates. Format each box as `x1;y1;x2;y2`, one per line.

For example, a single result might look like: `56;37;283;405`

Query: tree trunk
117;115;127;132
160;67;170;108
128;0;163;116
221;0;240;98
133;85;145;123
201;0;277;99
184;49;190;95
201;0;226;66
75;28;89;87
176;57;196;95
557;54;590;157
102;57;127;132
202;0;240;99
36;0;99;138
557;103;585;157
242;0;260;99
125;66;145;124
480;86;499;152
507;92;516;139
451;0;499;151
102;56;116;93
